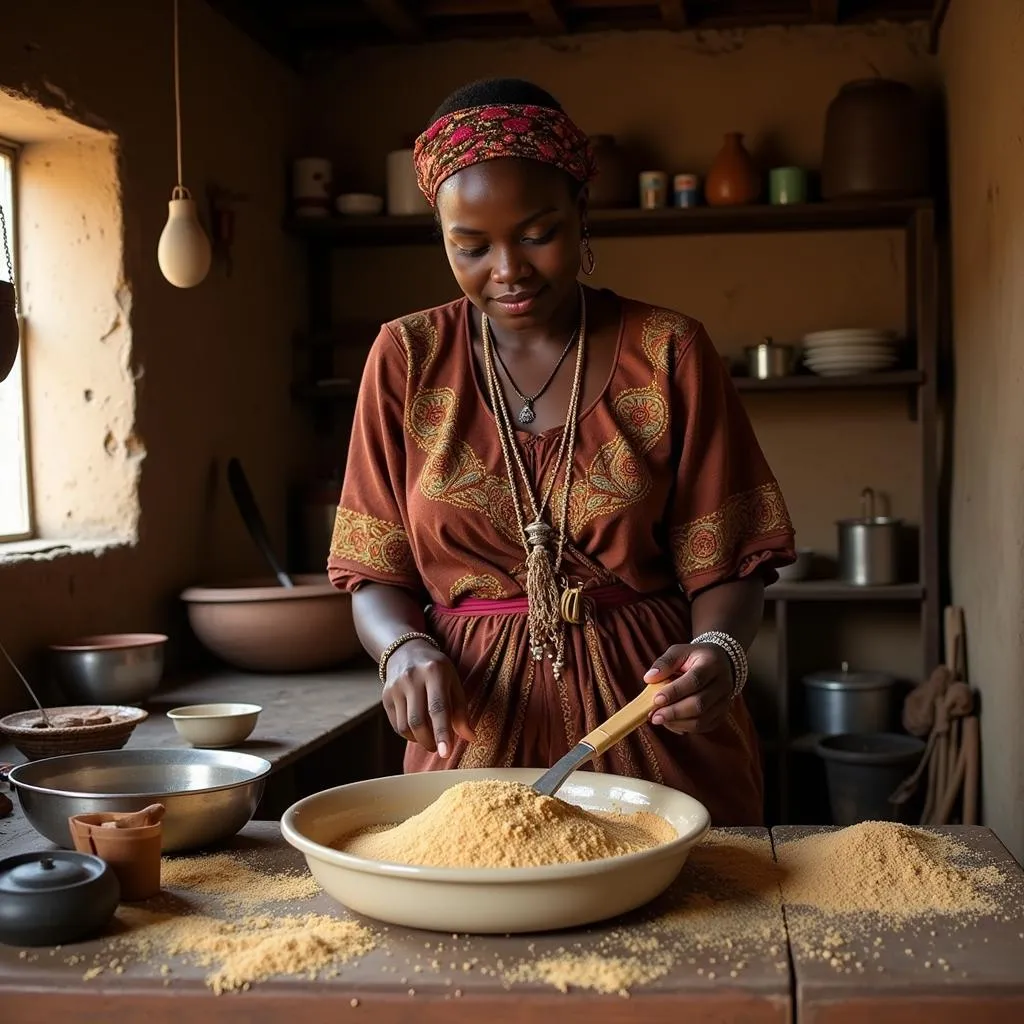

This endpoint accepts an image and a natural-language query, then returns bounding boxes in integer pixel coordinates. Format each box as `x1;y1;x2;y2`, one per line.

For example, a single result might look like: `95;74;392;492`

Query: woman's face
435;157;585;332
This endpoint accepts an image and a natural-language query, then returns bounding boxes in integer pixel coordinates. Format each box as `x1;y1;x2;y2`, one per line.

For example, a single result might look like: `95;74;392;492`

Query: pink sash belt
434;583;667;618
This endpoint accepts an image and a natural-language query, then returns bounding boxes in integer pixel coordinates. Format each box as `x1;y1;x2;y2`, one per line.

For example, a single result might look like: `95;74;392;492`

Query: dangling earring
581;231;597;276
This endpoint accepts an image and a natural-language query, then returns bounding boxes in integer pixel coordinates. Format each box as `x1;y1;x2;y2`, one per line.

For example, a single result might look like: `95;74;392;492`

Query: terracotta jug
704;133;761;207
587;135;633;208
821;79;928;200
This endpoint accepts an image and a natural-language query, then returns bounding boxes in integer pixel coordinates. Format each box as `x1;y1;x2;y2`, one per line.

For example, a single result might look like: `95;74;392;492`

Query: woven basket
0;705;148;760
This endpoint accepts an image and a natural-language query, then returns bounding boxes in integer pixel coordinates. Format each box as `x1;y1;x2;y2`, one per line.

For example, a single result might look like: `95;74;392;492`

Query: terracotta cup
68;808;163;902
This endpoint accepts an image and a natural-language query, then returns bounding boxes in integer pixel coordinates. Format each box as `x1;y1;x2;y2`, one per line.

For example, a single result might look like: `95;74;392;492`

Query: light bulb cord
173;0;185;197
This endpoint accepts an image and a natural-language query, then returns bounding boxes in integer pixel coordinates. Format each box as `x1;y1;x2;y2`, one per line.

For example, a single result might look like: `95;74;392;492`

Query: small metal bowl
3;747;272;852
49;633;168;706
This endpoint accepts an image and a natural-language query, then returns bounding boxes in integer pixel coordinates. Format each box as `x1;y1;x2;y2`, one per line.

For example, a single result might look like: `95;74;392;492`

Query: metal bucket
816;733;925;825
837;486;902;585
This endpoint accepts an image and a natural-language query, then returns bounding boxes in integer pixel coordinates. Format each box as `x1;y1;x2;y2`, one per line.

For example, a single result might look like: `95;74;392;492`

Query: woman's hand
382;639;476;758
643;643;735;734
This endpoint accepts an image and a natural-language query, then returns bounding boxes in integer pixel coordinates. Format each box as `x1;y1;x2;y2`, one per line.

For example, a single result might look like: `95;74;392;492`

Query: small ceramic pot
769;167;807;205
70;808;164;901
0;851;120;947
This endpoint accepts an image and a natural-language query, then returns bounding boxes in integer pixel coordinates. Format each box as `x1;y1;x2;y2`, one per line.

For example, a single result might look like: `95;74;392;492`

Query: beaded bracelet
378;631;440;686
692;630;749;700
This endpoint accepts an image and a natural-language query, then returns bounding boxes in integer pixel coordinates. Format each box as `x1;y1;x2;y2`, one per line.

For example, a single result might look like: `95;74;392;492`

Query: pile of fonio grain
337;780;678;868
778;822;1003;921
59;815;1013;998
774;821;1012;978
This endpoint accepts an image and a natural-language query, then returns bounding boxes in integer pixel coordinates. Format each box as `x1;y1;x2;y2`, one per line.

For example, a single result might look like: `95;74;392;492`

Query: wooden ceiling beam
360;0;422;38
522;1;567;33
810;0;840;21
658;1;688;30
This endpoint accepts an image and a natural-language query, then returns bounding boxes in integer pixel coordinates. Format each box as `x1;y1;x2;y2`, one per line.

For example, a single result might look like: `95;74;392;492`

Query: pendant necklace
490;323;579;425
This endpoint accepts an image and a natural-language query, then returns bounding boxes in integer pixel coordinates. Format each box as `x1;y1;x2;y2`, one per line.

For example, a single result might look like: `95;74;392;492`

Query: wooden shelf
732;370;924;392
295;371;925;403
285;198;932;248
766;581;925;601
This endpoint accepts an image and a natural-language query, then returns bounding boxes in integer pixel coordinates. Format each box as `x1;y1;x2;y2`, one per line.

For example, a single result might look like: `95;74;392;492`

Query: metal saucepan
2;748;272;852
745;337;797;379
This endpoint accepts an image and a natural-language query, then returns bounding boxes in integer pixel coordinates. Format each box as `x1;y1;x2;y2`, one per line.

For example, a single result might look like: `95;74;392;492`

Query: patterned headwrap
413;103;597;207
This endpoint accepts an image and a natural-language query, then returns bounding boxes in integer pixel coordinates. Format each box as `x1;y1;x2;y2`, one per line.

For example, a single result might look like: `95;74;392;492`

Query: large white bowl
281;767;710;934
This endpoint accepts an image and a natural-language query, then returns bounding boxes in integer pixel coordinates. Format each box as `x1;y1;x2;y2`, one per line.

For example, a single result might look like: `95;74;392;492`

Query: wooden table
1;666;385;769
774;826;1024;1024
2;737;1023;1022
0;816;791;1023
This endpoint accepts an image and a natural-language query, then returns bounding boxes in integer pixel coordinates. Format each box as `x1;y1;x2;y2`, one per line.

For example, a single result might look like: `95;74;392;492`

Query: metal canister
802;662;897;735
639;171;669;210
673;173;700;208
837;487;903;586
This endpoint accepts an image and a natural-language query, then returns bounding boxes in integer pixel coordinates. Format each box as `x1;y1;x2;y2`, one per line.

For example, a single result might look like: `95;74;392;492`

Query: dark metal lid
802;662;895;691
0;851;106;896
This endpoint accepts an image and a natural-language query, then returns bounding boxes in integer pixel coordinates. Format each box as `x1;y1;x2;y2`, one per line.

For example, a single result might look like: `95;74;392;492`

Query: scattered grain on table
160;852;320;906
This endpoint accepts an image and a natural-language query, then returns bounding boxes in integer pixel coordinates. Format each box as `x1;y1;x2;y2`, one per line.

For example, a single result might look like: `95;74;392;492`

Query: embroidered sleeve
667;321;796;597
327;326;422;594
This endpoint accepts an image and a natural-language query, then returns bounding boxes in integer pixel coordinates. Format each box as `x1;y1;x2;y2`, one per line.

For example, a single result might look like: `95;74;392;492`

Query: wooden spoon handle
581;684;664;757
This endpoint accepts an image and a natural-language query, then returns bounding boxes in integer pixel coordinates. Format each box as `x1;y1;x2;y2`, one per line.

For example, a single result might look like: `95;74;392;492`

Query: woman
328;78;796;825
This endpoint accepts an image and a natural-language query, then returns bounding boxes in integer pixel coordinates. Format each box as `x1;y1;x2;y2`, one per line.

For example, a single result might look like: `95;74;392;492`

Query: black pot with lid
0;850;120;947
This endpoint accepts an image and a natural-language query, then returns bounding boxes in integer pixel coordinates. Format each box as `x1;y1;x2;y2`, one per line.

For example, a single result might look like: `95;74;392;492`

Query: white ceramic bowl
335;193;384;216
281;767;711;934
166;703;262;748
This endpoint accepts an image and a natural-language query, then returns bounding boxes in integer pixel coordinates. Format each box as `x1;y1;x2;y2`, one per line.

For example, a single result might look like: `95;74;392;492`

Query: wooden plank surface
0;666;384;772
284;198;930;247
774;825;1024;1024
0;819;790;1023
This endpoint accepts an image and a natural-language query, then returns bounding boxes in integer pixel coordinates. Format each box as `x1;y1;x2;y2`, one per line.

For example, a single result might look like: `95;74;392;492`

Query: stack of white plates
802;329;900;376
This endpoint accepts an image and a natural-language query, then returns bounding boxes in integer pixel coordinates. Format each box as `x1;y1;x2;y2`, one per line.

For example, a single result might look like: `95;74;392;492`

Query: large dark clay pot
821;79;928;200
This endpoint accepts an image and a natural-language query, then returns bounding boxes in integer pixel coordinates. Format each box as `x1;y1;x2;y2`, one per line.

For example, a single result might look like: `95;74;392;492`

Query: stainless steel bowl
3;748;272;852
49;634;168;706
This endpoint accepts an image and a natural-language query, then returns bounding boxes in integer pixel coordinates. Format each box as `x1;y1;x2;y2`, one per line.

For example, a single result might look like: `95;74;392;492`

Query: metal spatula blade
532;683;664;798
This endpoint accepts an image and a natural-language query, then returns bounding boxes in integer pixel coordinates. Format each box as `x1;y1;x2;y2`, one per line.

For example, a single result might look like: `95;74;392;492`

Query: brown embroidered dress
328;292;796;825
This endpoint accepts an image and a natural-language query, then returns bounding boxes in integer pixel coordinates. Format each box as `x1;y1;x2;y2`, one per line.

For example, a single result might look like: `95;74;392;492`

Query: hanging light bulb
158;185;211;288
157;0;211;289
0;202;19;383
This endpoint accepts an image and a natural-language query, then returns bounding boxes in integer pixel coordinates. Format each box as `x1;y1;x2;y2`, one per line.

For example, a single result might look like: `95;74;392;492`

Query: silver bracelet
692;630;749;700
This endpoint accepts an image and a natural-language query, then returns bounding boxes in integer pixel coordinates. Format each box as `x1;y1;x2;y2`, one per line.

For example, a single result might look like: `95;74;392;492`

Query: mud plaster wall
0;0;302;711
940;0;1024;862
305;24;939;688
